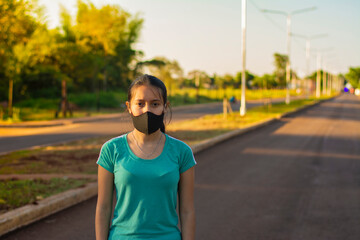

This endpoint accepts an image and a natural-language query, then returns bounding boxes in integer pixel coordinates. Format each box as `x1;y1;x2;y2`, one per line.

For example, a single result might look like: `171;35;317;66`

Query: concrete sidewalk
0;96;332;237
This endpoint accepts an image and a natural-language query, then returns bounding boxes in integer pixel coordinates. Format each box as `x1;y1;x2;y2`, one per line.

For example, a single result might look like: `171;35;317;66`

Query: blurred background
1;0;359;122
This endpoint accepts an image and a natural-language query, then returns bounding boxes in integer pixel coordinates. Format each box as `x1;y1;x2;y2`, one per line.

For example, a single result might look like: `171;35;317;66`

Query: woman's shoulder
166;134;192;152
101;134;127;151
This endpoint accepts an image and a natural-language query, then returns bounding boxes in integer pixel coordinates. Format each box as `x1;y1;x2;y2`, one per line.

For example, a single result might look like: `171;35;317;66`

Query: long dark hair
127;74;171;133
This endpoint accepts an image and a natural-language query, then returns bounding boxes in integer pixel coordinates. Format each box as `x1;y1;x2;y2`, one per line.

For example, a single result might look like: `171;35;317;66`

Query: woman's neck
132;129;163;144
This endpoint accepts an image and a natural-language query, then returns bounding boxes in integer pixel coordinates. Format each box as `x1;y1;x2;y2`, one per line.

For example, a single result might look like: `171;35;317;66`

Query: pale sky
38;0;360;77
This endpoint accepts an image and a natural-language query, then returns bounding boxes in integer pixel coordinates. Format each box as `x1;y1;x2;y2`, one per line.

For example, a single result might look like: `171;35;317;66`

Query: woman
95;74;196;240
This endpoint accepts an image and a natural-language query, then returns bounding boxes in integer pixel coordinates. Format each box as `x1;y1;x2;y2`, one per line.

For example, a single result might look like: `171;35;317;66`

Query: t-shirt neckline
125;132;168;162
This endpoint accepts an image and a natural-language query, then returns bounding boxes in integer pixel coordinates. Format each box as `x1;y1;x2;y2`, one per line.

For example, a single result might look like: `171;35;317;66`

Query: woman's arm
95;165;114;240
179;167;195;240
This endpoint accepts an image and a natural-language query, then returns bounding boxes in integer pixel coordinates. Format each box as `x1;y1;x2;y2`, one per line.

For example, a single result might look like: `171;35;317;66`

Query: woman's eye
152;102;160;107
136;102;144;107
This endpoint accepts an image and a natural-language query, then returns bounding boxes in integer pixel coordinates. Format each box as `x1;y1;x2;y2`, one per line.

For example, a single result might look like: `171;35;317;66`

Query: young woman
95;74;196;240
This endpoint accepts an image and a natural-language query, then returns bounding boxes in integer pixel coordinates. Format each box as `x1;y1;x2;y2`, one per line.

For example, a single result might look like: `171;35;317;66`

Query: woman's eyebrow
134;98;161;101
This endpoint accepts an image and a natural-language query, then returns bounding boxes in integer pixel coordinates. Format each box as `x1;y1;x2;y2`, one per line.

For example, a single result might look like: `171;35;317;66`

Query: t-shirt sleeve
179;144;197;173
96;141;114;173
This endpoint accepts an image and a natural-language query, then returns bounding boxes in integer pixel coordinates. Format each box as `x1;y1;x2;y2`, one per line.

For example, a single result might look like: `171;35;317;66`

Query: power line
249;0;309;55
248;0;285;34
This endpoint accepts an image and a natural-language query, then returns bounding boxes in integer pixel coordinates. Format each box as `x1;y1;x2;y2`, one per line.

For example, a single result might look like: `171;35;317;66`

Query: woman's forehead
131;85;163;101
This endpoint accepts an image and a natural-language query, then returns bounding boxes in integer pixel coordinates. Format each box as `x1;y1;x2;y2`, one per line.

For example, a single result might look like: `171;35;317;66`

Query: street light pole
322;62;327;95
316;52;321;98
313;47;333;98
292;33;327;97
262;6;316;104
240;0;247;116
285;14;291;104
328;72;332;95
305;39;310;96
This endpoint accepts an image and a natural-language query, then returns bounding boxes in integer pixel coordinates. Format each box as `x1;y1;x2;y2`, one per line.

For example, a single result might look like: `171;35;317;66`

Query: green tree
0;0;40;117
187;70;210;88
16;26;60;99
235;71;255;89
273;53;288;87
187;70;210;103
75;0;143;91
144;56;184;96
252;74;276;89
345;67;360;88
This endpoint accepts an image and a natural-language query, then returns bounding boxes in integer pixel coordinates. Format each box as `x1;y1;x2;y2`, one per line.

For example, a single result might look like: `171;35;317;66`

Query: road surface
3;93;360;239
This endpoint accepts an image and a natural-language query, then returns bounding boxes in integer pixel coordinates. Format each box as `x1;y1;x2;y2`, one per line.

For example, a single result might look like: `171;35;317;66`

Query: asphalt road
3;93;360;240
0;100;266;154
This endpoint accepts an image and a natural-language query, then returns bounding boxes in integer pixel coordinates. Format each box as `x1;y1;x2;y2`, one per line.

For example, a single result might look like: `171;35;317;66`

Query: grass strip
167;97;326;145
0;178;93;214
0;137;110;175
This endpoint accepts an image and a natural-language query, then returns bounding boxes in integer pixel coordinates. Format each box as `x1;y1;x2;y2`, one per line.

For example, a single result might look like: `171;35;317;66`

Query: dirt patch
0;136;111;175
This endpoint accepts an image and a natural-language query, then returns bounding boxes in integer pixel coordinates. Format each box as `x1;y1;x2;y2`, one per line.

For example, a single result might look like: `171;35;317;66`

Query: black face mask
131;111;164;135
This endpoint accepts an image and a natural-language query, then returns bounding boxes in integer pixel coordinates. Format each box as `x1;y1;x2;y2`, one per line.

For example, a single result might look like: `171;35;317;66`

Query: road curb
0;182;97;237
191;96;336;154
0;96;336;237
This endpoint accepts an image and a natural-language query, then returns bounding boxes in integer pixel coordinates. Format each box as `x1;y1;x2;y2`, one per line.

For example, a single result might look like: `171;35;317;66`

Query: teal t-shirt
97;133;196;240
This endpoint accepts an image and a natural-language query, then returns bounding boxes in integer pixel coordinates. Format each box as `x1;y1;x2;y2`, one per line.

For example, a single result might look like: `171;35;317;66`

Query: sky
38;0;360;77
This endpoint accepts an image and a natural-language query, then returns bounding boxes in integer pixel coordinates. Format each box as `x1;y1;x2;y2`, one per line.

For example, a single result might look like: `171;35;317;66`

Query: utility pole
262;6;316;104
291;33;327;97
285;14;291;104
324;57;337;95
322;62;327;95
305;39;310;96
240;0;247;116
316;52;321;98
327;72;332;95
313;47;333;98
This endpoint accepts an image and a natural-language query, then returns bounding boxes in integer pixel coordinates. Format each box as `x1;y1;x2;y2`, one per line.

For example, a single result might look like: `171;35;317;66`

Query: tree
273;53;288;87
187;70;210;88
143;56;184;96
186;70;210;102
345;67;360;88
235;71;254;89
75;0;143;91
252;74;276;89
15;26;60;99
0;0;40;117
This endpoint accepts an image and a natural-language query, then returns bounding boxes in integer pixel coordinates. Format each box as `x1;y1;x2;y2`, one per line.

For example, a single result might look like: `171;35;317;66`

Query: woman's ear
126;101;131;114
164;101;169;112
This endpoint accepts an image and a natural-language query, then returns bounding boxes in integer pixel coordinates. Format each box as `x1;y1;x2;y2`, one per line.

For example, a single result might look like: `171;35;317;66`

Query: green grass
3;88;298;122
170;88;300;102
15;108;123;121
0;178;93;213
167;96;328;145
